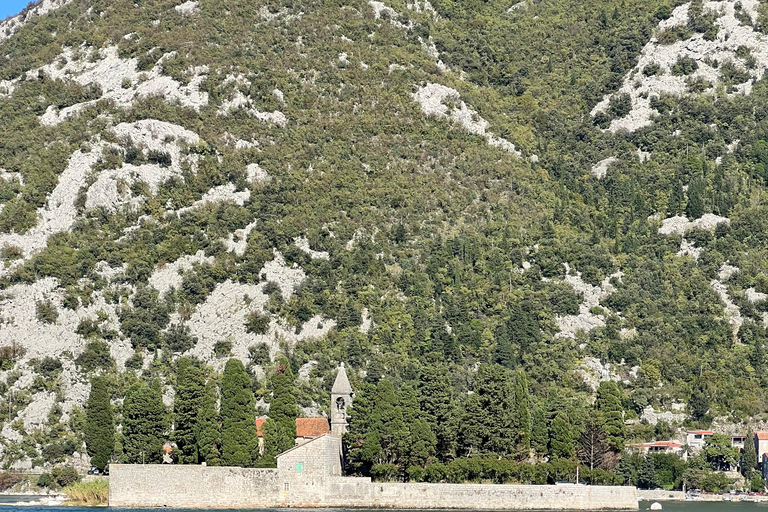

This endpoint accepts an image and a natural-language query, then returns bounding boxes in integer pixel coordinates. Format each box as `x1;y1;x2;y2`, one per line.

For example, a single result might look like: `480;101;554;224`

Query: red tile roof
634;441;682;449
687;430;713;435
756;432;768;440
256;418;267;437
255;417;330;438
296;418;330;438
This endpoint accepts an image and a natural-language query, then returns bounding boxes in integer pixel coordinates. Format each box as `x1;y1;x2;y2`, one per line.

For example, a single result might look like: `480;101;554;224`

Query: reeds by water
64;479;109;506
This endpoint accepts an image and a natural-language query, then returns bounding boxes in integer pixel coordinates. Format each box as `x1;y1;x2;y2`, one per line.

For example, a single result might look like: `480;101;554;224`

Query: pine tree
744;431;757;479
419;364;458;461
123;381;167;463
260;361;297;465
513;370;532;454
596;381;625;452
84;376;114;470
220;358;259;467
173;357;205;463
196;379;222;465
550;412;574;460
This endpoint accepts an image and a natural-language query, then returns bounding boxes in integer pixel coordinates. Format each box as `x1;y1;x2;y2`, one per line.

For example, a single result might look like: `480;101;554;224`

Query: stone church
264;363;354;476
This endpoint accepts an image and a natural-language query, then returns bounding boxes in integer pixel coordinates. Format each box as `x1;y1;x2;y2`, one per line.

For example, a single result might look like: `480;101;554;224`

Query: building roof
331;362;353;395
732;435;746;438
255;417;330;438
634;441;682;449
687;430;713;435
256;418;267;437
296;418;330;438
756;432;768;440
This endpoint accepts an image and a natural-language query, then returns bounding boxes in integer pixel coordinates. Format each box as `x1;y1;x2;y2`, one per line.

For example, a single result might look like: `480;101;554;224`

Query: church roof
331;363;353;394
296;418;330;437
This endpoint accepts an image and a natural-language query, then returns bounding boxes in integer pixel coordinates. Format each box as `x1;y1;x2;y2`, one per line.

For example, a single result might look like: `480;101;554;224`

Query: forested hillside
1;0;768;492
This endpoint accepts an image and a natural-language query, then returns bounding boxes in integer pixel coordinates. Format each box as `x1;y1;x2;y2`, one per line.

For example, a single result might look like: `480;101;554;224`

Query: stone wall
110;464;639;510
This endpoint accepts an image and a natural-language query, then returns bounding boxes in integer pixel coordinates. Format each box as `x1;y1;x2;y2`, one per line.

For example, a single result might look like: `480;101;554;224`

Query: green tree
689;379;710;421
513;370;532;454
459;364;515;456
196;379;222;465
744;431;757;479
550;412;574;460
173;357;205;463
638;455;657;489
686;177;706;219
596;381;625;452
419;364;457;461
260;361;298;466
220;358;259;467
84;376;114;470
702;433;739;471
123;381;166;463
531;405;548;456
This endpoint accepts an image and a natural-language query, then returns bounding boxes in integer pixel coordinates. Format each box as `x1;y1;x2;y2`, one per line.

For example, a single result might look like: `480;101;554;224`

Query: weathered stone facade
109;464;639;510
276;435;342;476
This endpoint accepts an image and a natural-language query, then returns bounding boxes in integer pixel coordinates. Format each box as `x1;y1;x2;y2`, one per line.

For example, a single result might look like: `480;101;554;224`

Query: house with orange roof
630;441;683;456
685;430;713;451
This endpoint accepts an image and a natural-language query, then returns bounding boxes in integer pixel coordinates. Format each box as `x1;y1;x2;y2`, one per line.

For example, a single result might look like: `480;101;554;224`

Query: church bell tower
331;363;354;436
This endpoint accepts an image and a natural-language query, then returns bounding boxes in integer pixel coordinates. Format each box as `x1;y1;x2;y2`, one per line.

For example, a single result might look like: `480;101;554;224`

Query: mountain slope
1;0;768;474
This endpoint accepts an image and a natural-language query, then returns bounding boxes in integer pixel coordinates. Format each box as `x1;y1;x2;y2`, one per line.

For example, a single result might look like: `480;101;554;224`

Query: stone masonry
109;464;639;510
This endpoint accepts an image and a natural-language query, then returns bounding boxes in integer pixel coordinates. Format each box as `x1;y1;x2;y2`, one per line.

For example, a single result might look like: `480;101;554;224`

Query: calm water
0;504;765;512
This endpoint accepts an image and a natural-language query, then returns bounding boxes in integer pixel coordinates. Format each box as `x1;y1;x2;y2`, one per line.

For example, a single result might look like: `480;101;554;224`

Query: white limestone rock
86;120;202;213
641;405;687;425
34;46;208;126
220;220;258;257
412;83;521;156
592;0;768;133
658;213;729;236
175;1;200;16
591;156;618;179
174;184;251;216
217;91;287;127
294;237;330;260
18;392;56;431
746;287;768;303
556;264;623;339
149;251;215;296
0;0;73;43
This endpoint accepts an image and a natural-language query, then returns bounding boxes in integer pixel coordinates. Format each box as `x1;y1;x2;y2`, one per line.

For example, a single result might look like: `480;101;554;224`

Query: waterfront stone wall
110;464;639;510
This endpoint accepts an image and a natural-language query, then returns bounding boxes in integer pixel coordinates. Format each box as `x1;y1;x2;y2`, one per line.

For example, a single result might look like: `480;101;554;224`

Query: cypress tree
123;381;166;463
550;412;574;460
744;431;757;479
84;376;114;470
196;379;222;465
513;370;532;454
686;177;705;219
531;405;548;456
638;455;656;489
173;357;205;463
596;381;625;452
260;361;297;465
220;358;259;467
